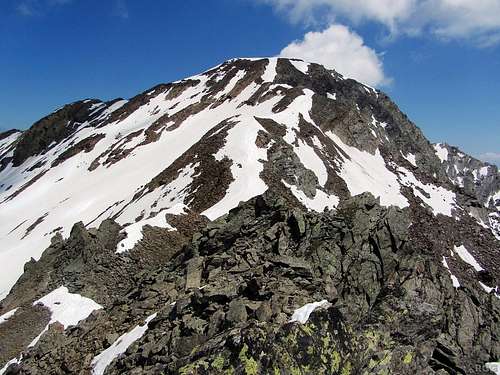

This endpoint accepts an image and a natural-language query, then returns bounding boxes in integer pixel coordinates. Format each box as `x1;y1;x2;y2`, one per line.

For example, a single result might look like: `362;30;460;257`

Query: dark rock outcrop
12;100;104;167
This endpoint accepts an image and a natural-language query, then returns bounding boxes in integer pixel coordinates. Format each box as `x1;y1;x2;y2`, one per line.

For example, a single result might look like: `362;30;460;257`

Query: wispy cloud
16;2;35;16
47;0;73;4
113;0;129;19
260;0;500;47
16;0;73;17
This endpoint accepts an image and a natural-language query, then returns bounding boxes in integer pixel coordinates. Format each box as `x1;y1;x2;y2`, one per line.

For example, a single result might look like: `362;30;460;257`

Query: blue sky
0;0;499;163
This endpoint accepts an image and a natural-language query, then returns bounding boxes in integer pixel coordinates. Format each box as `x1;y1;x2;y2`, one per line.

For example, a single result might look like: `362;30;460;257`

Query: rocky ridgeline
0;58;499;374
0;192;499;374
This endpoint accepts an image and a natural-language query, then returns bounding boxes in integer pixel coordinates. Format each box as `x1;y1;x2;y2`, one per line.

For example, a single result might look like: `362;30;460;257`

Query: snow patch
294;139;328;186
0;358;20;375
453;245;484;272
283;180;339;212
486;362;500;375
441;257;460;288
91;312;157;375
479;166;490;177
489;212;500;240
371;115;388;129
403;153;417;167
311;136;323;150
0;131;22;155
203;117;268;220
262;58;278;82
473;166;491;183
289;300;331;324
214;70;246;99
327;92;337;100
289;60;310;74
479;282;500;299
434;143;449;163
488;191;500;208
398;167;457;217
328;132;409;208
117;214;169;253
116;203;186;253
0;308;18;325
29;286;102;347
479;282;495;294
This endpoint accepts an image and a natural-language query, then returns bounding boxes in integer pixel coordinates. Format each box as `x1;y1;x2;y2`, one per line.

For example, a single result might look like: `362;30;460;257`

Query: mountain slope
0;57;499;374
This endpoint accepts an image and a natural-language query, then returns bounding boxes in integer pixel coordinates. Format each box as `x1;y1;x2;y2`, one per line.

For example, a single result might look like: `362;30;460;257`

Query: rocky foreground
0;191;499;374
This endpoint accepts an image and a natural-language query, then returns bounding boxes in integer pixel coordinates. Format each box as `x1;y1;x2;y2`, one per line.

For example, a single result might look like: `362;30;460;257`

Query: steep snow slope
0;57;498;300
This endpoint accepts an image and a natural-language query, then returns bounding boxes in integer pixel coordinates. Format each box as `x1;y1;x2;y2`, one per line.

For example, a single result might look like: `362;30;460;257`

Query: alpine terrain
0;57;499;374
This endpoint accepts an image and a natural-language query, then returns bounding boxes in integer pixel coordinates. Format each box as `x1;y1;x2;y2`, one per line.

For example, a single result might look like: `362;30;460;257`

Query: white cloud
280;24;390;87
262;0;500;45
424;0;500;39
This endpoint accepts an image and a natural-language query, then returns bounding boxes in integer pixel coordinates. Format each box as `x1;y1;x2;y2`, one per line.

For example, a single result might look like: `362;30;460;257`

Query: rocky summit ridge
0;57;499;374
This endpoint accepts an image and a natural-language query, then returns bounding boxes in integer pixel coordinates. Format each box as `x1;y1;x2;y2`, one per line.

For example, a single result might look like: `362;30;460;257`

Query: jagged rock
185;257;204;290
226;300;248;324
255;302;272;322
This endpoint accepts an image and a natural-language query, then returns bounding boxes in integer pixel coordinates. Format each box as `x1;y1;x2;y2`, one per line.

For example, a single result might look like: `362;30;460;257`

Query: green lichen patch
238;344;259;375
402;351;413;364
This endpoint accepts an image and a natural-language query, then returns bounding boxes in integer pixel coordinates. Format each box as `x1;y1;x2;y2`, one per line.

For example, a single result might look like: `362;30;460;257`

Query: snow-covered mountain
1;57;499;374
0;57;498;299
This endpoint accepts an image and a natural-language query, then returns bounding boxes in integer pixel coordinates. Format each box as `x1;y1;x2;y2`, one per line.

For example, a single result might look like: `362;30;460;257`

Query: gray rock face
437;143;499;208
